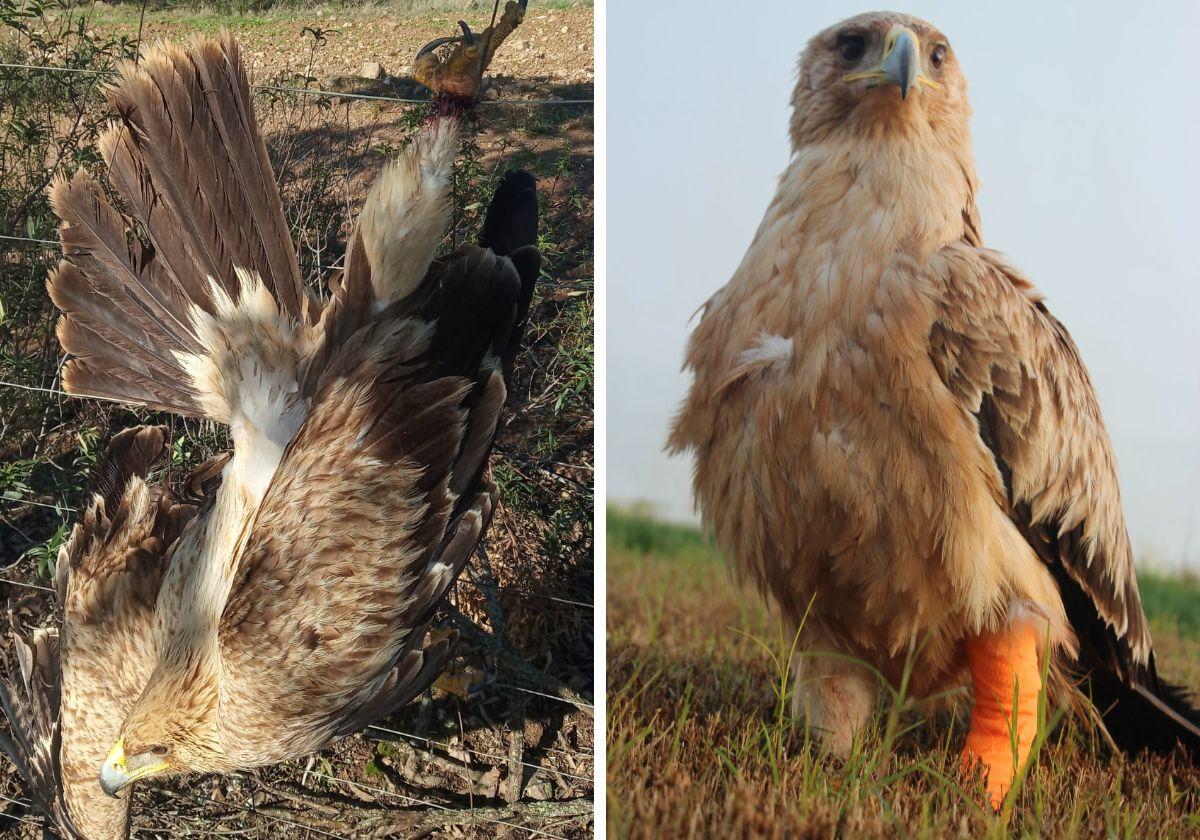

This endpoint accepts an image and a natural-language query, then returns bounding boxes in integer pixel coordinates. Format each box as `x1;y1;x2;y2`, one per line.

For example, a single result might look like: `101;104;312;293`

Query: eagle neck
786;135;973;261
168;472;257;632
140;467;259;767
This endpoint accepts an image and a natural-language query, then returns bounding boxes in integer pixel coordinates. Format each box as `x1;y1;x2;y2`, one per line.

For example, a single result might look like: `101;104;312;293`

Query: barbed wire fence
0;47;595;838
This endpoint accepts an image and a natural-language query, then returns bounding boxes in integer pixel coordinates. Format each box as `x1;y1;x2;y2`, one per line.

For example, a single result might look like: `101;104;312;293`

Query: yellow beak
98;738;168;798
843;24;940;99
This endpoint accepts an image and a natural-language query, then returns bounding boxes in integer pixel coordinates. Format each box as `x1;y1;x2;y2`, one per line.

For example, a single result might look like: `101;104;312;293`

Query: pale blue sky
608;1;1200;569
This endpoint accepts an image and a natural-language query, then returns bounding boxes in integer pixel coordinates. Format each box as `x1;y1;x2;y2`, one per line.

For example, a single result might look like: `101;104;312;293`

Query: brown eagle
1;3;539;836
668;10;1200;806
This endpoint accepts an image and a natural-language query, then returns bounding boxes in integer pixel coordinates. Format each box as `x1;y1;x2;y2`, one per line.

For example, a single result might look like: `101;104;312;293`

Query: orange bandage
961;622;1041;808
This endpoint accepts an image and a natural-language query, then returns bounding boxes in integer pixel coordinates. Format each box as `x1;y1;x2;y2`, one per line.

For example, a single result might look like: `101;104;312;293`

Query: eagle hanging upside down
669;11;1200;807
0;3;537;837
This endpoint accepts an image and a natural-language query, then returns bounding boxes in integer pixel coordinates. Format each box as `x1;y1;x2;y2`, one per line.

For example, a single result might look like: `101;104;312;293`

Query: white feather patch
737;332;795;369
358;119;458;306
171;267;311;505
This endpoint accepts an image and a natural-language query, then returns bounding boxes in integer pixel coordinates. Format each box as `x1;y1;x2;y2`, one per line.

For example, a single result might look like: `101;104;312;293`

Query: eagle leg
961;621;1041;808
413;0;527;101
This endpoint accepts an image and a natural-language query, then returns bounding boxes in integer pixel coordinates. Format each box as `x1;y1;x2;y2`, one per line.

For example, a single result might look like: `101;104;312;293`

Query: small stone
483;86;499;100
448;740;470;762
360;61;386;80
561;25;569;33
525;781;554;800
516;39;531;50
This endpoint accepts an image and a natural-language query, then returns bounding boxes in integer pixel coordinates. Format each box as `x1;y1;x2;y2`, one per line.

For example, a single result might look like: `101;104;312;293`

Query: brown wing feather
106;33;304;321
928;243;1148;659
925;244;1200;758
1;427;197;839
213;244;529;765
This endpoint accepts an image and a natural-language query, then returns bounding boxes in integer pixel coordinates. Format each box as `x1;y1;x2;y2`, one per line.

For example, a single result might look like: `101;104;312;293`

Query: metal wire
0;577;55;593
0;233;57;246
0;791;43;827
526;592;593;609
0;62;593;106
305;770;581;839
1;495;76;513
496;683;593;709
0;377;131;406
153;787;350;839
364;724;592;782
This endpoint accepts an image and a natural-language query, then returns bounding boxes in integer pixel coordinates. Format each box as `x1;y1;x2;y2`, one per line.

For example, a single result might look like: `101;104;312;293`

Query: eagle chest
695;267;974;614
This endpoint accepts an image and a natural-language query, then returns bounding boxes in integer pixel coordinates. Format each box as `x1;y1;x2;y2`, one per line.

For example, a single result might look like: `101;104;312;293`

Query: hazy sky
608;1;1200;569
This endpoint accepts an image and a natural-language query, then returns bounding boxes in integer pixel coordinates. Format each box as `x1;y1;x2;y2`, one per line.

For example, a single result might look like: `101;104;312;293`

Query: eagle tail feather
1052;562;1200;762
1086;665;1200;759
48;33;309;426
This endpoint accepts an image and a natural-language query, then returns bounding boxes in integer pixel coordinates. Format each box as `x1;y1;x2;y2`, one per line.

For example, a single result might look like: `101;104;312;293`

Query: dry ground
607;510;1200;839
0;2;593;837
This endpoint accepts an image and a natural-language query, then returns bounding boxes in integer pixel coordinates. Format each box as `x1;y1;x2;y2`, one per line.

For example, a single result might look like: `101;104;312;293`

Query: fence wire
0;61;593;106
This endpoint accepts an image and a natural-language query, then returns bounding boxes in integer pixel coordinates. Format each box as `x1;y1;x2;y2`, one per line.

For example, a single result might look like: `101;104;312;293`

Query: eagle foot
413;0;527;101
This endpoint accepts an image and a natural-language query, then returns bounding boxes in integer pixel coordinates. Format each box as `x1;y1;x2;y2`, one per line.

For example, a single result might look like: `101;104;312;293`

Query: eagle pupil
931;45;947;67
837;34;865;63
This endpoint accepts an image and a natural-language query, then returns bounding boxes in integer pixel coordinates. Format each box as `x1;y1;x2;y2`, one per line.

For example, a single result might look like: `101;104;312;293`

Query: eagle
668;10;1200;807
1;3;539;836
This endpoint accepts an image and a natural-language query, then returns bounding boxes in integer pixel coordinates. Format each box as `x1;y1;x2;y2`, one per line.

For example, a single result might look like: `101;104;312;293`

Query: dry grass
607;509;1200;839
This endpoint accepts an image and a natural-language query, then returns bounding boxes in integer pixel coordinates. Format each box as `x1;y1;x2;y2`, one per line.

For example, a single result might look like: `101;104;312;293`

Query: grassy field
607;508;1200;838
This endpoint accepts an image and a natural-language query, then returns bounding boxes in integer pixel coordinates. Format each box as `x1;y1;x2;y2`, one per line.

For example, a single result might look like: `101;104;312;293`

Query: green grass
607;507;1200;838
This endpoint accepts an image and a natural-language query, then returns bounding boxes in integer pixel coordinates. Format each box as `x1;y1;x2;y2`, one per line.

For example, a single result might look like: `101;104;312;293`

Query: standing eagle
1;3;539;836
668;11;1200;807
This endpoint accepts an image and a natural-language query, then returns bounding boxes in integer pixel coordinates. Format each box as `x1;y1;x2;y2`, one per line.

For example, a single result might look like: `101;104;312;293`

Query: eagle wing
215;180;540;764
1;427;196;839
928;242;1200;751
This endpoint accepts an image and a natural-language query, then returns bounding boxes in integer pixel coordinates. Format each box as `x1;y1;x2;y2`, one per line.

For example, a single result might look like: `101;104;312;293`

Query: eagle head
789;12;970;149
98;654;224;797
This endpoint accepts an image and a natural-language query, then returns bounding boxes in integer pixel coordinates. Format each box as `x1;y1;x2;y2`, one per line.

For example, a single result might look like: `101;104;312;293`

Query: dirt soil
96;4;593;90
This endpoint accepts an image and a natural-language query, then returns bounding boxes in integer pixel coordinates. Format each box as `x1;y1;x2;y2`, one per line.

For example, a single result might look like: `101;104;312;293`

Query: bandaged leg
962;621;1040;808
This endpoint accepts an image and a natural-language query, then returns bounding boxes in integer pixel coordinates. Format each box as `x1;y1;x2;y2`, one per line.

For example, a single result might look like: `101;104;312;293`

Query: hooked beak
98;739;167;798
843;25;939;99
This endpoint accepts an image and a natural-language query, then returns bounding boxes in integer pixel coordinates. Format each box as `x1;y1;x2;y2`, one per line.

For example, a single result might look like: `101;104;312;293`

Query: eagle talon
457;20;478;42
413;0;527;102
415;35;466;60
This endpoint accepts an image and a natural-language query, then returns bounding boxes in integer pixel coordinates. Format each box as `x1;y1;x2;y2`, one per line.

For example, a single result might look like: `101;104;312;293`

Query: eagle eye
149;745;170;757
836;33;865;63
930;44;947;68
